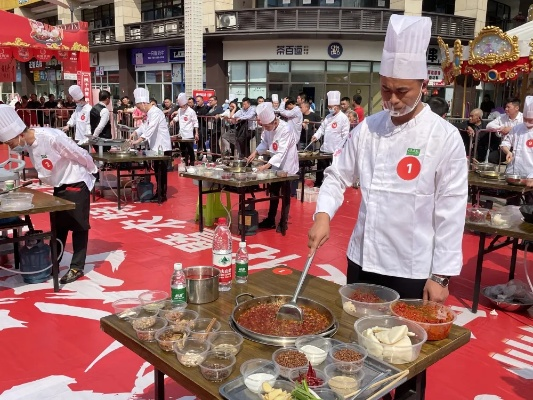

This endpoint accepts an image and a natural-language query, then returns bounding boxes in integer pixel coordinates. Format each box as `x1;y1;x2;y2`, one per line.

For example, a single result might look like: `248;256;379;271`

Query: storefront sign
327;42;343;59
276;45;309;56
193;89;215;99
77;71;92;101
28;60;43;70
95;66;104;76
427;45;441;65
0;59;15;82
0;47;12;63
64;72;77;80
427;66;445;86
131;47;168;65
169;47;206;62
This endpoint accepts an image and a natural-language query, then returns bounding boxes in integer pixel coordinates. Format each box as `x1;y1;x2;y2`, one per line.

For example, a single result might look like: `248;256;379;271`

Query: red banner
33;48;54;62
0;59;16;82
0;47;12;63
13;47;32;62
77;71;92;103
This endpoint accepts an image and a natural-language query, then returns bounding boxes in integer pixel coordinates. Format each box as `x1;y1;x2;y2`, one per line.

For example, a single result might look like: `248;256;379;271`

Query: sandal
60;268;84;284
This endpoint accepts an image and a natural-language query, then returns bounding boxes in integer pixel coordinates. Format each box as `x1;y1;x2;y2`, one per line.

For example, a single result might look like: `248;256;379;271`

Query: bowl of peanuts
328;343;367;372
272;347;309;379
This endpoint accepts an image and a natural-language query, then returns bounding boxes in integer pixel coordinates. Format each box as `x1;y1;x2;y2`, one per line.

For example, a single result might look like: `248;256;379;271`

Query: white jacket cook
500;123;533;176
256;119;298;174
313;111;350;153
138;106;172;151
67;103;92;143
316;105;468;278
26;127;97;190
173;107;198;139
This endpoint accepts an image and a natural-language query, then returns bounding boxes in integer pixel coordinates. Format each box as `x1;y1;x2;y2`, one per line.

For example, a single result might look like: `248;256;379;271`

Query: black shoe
60;268;84;284
258;218;276;229
276;224;287;235
150;195;167;203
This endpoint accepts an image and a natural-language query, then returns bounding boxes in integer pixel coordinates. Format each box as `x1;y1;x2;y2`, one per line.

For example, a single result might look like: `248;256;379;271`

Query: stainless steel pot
505;174;527;186
473;162;496;173
184;266;220;304
230;293;337;346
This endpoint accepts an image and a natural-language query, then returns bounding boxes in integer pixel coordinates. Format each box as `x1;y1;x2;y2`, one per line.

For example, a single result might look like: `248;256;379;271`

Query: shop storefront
91;51;119;98
30;59;63;97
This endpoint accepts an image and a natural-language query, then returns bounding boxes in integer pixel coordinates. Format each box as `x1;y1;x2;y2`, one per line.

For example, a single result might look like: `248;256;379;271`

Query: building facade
0;0;528;114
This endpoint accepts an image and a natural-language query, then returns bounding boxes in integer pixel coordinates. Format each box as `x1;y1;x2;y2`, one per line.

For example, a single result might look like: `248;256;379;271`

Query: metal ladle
276;251;316;321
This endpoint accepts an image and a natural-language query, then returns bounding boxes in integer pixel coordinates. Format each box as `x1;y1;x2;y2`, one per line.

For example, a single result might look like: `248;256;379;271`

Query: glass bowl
174;337;210;367
199;351;236;382
164;309;198;330
328;343;367;372
272;346;309;378
323;363;365;399
157;300;188;319
206;331;244;356
155;325;189;352
294;335;332;366
128;307;160;326
465;207;490;224
138;290;169;312
257;172;269;180
311;388;343;400
339;283;399;318
240;359;280;394
233;172;247;181
131;316;167;342
288;366;327;389
354;315;427;364
220;171;232;180
390;299;456;341
189;318;221;340
488;209;513;229
112;298;142;320
258;380;295;399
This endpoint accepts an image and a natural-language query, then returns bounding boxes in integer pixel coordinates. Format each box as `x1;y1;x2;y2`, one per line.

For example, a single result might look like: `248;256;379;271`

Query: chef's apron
53;182;91;231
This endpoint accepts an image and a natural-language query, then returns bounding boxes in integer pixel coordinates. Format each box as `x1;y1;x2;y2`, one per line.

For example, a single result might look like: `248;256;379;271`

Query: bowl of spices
174;337;210;367
112;298;142;320
164;309;198;330
324;363;365;399
328;343;367;372
294;335;331;366
199;350;236;382
189;318;221;340
272;347;309;378
138;290;169;312
157;300;188;319
132;316;167;342
155;325;189;352
288;362;327;389
339;283;399;318
206;331;244;356
240;359;280;394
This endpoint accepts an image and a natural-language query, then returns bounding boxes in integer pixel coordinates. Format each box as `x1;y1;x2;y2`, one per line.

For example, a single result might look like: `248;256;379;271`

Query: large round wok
230;293;337;346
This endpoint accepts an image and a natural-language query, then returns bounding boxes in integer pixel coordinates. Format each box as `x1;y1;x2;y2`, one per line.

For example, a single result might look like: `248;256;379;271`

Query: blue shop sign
169;47;206;63
131;47;168;65
327;42;343;59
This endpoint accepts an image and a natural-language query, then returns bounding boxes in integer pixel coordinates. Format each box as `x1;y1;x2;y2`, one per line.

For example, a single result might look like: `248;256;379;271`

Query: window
82;4;115;29
486;0;511;31
291;61;325;82
249;62;267;83
37;16;58;26
141;0;184;21
422;0;455;15
228;62;247;83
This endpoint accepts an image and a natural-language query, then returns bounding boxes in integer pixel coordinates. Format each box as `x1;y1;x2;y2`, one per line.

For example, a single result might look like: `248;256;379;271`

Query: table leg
50;212;59;292
415;371;426;400
279;181;290;236
300;166;305;203
509;238;518;280
472;232;486;313
198;180;204;232
240;190;246;242
394;370;426;400
154;368;165;400
157;162;162;205
117;163;122;210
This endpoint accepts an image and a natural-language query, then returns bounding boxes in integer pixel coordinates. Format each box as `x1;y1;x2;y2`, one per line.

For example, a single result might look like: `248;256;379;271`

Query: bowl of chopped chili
339;283;400;318
390;299;456;341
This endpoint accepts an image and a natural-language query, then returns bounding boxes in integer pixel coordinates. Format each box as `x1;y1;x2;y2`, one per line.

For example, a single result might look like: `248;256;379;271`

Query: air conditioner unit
218;14;237;29
166;23;178;32
153;25;165;35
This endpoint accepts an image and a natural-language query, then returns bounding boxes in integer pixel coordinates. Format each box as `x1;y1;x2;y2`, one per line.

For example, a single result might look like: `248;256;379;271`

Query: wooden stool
195;192;231;227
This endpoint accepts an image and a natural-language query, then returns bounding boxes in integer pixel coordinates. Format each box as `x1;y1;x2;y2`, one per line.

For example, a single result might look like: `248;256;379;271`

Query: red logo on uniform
184;116;188;122
273;142;278;151
332;122;338;129
396;156;421;181
527;139;533;148
41;159;53;170
81;115;85;121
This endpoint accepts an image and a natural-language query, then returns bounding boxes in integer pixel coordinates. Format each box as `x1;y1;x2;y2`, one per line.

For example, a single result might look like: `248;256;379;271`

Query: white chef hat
0;104;27;142
177;93;187;106
271;94;279;102
68;85;84;101
524;96;533;119
256;102;276;125
327;91;341;106
380;14;432;80
133;88;150;104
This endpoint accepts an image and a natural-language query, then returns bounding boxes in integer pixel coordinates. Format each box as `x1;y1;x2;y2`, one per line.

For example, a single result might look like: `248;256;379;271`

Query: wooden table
297;152;333;203
468;171;532;205
100;268;471;400
0;188;75;292
465;216;533;313
92;153;172;209
180;173;299;241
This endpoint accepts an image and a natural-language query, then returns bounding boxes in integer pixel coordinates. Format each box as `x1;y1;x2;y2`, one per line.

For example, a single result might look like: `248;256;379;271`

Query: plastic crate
296;187;319;202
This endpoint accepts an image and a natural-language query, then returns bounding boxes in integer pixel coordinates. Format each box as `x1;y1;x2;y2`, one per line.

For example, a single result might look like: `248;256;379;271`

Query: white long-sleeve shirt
137;106;172;151
67;103;92;142
27;127;97;190
279;102;303;143
313;111;350;153
92;102;110;137
173;106;198;139
486;112;523;137
500;123;533;176
316;105;468;278
255;119;298;174
234;106;257;130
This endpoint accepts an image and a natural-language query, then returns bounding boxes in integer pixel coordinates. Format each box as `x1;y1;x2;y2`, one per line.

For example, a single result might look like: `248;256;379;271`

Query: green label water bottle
170;262;187;302
235;241;248;283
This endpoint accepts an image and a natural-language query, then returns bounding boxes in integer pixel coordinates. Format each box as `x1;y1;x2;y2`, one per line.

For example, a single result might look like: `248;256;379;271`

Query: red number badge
183;116;188;122
332;122;338;129
527;139;533;148
272;142;279;151
396;156;421;181
80;115;85;121
41;159;53;171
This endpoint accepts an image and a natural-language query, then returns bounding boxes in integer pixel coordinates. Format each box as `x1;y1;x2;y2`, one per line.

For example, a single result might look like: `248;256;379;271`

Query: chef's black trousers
315;158;332;187
180;141;195;166
347;259;427;400
53;182;91;271
153;150;171;197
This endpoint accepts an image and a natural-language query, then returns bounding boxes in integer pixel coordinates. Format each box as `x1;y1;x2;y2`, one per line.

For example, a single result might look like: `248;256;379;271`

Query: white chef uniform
256;120;298;175
135;88;172;152
66;85;91;144
313;111;350;153
272;94;280;111
278;101;303;143
315;14;468;278
501;96;533;176
487;111;523;137
173;107;198;139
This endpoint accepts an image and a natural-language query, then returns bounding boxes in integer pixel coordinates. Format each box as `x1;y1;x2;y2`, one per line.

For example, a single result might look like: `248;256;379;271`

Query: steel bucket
184;266;220;304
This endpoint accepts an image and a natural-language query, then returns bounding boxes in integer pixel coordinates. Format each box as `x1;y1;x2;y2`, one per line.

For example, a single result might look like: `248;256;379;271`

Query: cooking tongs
276;251;316;321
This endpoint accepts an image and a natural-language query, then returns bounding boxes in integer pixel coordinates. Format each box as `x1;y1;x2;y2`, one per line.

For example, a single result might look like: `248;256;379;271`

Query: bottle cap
218;217;227;225
174;263;183;271
239;241;246;248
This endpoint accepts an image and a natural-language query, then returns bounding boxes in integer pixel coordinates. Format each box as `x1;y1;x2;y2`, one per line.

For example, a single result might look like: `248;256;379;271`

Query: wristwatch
430;274;450;287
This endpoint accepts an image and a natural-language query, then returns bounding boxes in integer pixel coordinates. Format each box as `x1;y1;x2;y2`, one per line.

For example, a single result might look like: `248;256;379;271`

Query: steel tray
219;339;405;400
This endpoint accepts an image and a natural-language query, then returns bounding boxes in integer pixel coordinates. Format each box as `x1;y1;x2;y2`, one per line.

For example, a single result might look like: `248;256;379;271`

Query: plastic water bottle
235;241;248;284
131;180;138;202
158;144;163;155
213;217;233;291
170;262;187;302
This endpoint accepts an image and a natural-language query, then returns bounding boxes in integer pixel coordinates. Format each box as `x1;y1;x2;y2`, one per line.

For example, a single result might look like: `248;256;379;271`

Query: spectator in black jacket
195;95;209;154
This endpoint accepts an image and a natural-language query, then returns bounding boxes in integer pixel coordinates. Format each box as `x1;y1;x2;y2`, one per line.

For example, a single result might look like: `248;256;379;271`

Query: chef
308;14;467;302
311;91;350;187
271;94;280;112
501;96;533;204
63;85;92;145
485;97;523;164
246;102;298;232
279;97;303;144
0;105;97;284
170;92;199;167
129;88;172;202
